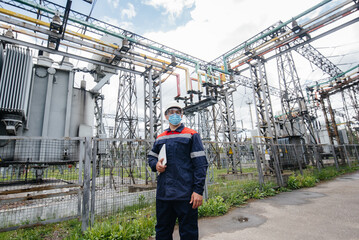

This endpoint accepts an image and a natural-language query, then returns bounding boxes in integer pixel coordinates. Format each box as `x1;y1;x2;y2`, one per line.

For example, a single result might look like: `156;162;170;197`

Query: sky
65;0;359;134
3;0;359;135
62;0;359;62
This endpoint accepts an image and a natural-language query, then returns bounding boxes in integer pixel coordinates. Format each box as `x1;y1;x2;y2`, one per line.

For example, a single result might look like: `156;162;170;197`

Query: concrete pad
171;171;359;240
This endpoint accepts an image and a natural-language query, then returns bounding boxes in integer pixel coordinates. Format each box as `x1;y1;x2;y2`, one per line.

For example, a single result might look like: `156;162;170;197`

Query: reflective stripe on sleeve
190;151;206;158
157;133;192;141
149;151;159;158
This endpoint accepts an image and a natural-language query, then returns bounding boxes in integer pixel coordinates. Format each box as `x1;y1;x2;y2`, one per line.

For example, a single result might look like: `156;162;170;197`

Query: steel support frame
143;68;163;184
219;89;241;174
249;58;283;186
276;45;322;169
185;113;196;130
198;109;211;141
114;62;139;184
94;94;105;137
209;104;222;169
320;95;346;164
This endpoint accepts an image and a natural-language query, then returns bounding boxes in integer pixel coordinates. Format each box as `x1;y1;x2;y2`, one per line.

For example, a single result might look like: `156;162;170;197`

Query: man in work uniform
148;101;208;240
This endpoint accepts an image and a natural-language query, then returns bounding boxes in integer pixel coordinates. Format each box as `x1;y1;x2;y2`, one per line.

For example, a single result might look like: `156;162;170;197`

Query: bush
198;196;229;217
84;211;155;240
287;175;317;189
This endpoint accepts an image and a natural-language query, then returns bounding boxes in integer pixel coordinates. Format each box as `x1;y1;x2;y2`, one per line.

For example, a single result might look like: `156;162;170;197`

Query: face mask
168;114;182;125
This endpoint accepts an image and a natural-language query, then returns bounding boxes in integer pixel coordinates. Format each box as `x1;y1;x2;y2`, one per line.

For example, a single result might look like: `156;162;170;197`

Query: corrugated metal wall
0;44;33;117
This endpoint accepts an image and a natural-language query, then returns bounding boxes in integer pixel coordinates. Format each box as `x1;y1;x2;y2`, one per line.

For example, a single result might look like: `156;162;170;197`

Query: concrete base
218;172;255;181
218;172;292;187
128;184;157;193
264;172;292;187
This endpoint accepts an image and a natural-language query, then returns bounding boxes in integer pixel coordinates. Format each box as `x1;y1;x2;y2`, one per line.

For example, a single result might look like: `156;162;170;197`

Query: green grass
1;164;358;240
0;219;82;240
84;208;156;240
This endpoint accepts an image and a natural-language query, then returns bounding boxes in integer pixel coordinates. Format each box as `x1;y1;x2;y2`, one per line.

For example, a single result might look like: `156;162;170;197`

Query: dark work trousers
156;199;199;240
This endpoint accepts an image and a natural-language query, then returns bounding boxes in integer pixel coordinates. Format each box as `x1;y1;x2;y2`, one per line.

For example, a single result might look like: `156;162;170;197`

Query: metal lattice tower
348;86;359;124
276;47;318;142
185;113;196;130
209;104;222;169
113;61;139;184
295;43;343;78
114;63;139;140
276;45;323;168
318;73;359;165
143;69;163;140
249;58;283;186
197;108;215;185
341;90;356;144
143;69;163;184
219;88;241;173
320;94;344;166
198;109;211;141
280;24;344;78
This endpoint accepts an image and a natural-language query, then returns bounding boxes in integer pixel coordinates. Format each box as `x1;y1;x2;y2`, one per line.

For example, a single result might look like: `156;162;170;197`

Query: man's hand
156;158;167;173
190;192;203;209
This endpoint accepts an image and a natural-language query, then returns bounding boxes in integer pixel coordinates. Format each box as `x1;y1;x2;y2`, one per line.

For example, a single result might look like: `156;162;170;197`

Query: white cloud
107;0;120;9
102;16;134;31
121;3;136;19
144;0;325;61
142;0;359;129
102;16;121;27
142;0;195;22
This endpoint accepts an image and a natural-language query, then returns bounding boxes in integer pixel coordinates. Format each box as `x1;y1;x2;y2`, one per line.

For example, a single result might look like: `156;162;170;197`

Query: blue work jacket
148;123;208;201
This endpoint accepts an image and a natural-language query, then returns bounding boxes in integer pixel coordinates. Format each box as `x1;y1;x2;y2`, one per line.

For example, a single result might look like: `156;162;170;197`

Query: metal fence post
77;139;84;217
253;143;264;189
271;144;283;187
313;145;322;172
90;139;97;227
354;145;359;163
81;137;91;233
343;145;351;167
331;144;339;170
292;145;303;176
203;174;209;201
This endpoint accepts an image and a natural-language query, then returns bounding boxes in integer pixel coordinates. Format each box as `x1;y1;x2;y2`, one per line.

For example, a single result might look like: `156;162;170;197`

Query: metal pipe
7;0;200;66
301;0;352;27
308;64;359;88
0;7;220;92
64;70;74;137
0;15;168;74
0;34;144;76
223;0;333;72
234;13;359;73
175;73;181;97
137;53;192;91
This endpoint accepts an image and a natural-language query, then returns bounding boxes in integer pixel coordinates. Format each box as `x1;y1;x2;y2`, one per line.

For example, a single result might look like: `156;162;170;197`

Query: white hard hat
164;101;184;115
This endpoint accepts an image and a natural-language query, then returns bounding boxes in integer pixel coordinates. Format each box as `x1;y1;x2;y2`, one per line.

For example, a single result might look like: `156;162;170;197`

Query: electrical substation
0;0;358;232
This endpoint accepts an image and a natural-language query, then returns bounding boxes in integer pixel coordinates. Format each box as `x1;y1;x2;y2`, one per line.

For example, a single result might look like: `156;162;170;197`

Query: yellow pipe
0;23;112;58
1;8;189;92
0;8;120;50
0;8;210;93
220;66;226;82
200;72;219;80
139;53;191;91
134;62;178;84
0;24;178;79
138;53;221;90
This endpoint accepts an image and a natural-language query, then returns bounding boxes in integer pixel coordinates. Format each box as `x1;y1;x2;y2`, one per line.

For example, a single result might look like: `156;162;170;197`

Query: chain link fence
0;136;358;232
0;136;82;232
